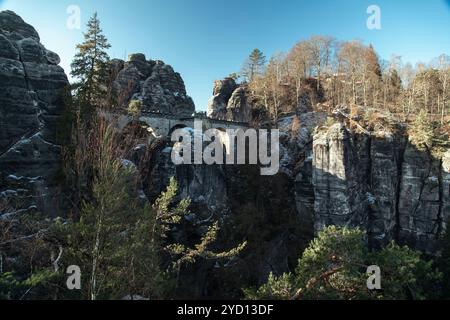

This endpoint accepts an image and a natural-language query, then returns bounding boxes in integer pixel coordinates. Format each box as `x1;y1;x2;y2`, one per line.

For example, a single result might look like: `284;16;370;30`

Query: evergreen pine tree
410;109;435;149
389;69;402;93
241;49;266;82
245;226;441;300
71;12;111;117
364;44;383;107
59;122;166;300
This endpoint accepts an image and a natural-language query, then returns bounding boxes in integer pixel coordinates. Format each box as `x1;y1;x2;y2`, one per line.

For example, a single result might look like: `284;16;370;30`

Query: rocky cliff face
308;123;450;255
111;53;195;117
312;123;371;234
207;78;252;122
398;144;446;253
138;134;230;216
0;11;69;216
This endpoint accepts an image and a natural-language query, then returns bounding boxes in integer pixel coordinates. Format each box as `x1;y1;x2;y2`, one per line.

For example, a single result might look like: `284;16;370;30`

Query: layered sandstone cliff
309;123;449;255
0;11;69;216
111;53;195;117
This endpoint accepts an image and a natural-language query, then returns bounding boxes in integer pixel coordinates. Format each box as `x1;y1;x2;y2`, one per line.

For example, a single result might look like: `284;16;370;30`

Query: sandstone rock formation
0;11;69;216
398;143;445;253
308;123;450;254
111;53;195;117
312;123;371;234
207;78;252;122
227;86;251;122
139;133;229;216
207;78;237;120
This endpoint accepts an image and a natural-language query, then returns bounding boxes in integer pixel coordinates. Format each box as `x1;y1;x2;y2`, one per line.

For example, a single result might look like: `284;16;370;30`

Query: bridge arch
214;127;227;133
169;123;189;137
106;111;251;139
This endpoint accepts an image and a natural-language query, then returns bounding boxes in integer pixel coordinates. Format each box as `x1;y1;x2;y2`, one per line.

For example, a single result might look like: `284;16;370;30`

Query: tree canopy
71;12;111;117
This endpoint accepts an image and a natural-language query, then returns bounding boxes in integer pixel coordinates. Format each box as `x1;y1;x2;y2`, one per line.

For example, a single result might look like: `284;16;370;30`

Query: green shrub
127;99;143;117
245;226;441;300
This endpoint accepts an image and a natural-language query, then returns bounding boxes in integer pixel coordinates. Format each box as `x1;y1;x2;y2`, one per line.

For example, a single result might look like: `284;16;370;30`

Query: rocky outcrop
369;134;407;247
226;87;251;122
309;123;450;254
207;78;252;123
312;124;371;233
207;78;237;120
112;53;195;117
398;144;445;254
0;11;69;216
144;145;229;216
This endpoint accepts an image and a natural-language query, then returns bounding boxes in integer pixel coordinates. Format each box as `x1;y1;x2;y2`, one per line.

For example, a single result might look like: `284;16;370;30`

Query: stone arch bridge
102;111;250;138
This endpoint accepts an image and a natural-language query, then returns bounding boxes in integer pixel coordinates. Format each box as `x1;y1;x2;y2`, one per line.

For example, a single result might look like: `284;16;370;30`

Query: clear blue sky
1;0;449;111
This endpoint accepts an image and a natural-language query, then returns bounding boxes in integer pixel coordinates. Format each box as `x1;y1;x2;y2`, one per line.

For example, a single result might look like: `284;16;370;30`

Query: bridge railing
103;108;251;128
137;111;250;126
